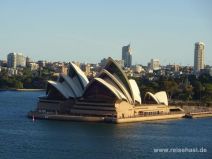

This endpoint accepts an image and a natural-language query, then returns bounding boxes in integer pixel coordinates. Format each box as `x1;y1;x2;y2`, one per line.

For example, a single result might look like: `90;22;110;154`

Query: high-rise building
26;56;33;67
16;53;26;67
148;59;160;70
7;52;26;68
122;44;132;67
194;42;205;73
7;53;16;68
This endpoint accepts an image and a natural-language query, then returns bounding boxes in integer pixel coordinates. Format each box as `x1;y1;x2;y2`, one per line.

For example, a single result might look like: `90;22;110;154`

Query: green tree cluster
0;67;55;89
133;74;212;102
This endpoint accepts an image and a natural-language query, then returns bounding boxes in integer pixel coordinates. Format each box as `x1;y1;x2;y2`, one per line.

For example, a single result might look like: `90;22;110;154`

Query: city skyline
0;0;212;65
2;42;210;68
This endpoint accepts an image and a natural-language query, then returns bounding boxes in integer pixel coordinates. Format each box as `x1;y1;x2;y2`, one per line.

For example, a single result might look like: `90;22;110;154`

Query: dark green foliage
134;74;212;102
0;67;54;89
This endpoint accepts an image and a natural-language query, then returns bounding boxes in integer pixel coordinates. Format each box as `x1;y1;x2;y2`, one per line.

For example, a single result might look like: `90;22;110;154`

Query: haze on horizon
0;0;212;66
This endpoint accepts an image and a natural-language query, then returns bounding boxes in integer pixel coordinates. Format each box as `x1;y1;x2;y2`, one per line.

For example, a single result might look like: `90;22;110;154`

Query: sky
0;0;212;66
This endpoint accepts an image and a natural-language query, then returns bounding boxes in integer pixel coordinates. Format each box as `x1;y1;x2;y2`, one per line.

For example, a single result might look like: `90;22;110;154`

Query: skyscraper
122;44;132;67
7;52;26;68
7;53;16;68
16;53;26;67
194;42;205;73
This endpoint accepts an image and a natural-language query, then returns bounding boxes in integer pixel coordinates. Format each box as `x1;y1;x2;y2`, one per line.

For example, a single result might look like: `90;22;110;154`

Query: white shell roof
97;69;133;104
155;91;168;106
61;74;84;97
144;92;160;104
46;62;89;99
70;62;89;89
47;80;75;99
129;79;141;104
84;77;128;101
46;57;168;106
104;57;134;101
96;78;127;101
144;91;168;105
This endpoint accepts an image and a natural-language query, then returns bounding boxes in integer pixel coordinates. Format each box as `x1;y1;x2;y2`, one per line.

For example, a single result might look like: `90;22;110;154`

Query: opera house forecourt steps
28;57;186;123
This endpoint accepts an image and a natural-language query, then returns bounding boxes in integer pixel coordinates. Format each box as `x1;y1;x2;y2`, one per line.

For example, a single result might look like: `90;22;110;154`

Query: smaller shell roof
129;79;141;104
46;62;89;99
144;91;168;105
155;91;168;106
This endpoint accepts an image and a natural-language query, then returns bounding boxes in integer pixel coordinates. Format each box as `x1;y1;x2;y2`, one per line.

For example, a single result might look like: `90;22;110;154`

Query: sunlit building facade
7;52;26;68
148;59;160;71
194;42;205;74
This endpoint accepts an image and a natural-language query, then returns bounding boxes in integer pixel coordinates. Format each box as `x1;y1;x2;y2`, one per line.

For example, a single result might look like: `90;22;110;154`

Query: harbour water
0;91;211;159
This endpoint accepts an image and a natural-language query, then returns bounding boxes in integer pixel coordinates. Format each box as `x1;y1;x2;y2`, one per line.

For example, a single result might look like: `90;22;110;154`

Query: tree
178;85;193;101
162;80;179;99
14;81;23;89
199;74;212;83
192;81;204;100
202;83;212;102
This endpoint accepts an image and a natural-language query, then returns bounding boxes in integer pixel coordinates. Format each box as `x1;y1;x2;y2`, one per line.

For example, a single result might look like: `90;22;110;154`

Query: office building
122;44;132;67
148;59;160;70
7;53;16;68
16;53;26;67
7;53;26;68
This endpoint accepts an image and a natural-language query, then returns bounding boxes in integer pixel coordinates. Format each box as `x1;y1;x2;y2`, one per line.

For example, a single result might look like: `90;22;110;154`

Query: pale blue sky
0;0;212;65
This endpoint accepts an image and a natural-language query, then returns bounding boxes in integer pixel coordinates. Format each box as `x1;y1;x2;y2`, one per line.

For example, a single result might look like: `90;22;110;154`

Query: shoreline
28;111;185;123
0;89;45;92
28;110;212;124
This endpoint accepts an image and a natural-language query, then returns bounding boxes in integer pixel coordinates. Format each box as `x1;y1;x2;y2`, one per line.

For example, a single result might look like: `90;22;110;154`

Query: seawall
113;113;185;123
191;112;212;118
28;111;187;124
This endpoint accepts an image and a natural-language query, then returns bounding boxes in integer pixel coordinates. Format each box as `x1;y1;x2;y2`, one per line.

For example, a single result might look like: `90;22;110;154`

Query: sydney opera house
30;57;184;123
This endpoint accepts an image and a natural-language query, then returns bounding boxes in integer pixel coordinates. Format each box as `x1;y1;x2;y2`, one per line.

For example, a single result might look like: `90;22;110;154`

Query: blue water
0;91;211;159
